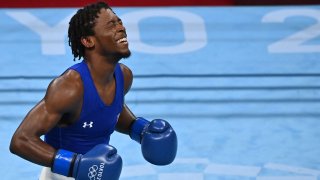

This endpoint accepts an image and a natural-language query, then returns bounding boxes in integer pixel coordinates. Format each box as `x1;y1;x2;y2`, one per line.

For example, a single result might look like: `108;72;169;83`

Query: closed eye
106;19;123;29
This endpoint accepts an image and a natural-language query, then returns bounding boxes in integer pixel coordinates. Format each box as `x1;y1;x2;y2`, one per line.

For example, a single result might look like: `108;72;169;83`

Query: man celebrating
10;2;177;180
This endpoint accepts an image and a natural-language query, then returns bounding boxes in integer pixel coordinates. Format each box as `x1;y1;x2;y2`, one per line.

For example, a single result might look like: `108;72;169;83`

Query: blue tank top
45;61;124;154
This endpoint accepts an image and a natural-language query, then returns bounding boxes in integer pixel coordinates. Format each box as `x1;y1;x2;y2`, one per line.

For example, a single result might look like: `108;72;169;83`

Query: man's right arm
9;70;83;167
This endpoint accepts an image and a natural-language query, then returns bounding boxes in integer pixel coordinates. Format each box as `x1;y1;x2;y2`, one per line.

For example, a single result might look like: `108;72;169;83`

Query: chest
95;80;116;106
77;107;121;135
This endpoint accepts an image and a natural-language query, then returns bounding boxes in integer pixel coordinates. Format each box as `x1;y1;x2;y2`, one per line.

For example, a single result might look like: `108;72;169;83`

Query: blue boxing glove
52;144;122;180
130;117;178;165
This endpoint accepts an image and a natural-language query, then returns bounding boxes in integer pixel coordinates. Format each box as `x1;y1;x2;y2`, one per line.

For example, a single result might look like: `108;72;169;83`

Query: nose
116;24;125;32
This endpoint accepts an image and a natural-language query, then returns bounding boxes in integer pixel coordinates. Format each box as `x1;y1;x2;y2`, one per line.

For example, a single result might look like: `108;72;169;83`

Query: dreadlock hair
68;1;112;61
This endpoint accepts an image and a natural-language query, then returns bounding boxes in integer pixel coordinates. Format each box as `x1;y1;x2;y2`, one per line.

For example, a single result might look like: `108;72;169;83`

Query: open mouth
117;37;128;44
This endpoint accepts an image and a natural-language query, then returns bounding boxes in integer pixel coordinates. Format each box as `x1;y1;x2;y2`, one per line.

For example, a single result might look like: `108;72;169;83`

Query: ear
80;36;95;48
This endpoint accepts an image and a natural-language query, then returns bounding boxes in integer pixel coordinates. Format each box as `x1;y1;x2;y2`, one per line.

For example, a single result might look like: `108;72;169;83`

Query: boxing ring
1;5;320;179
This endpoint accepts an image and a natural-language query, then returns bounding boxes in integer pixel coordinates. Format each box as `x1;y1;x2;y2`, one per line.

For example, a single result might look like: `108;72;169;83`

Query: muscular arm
9;70;82;167
116;64;136;135
116;64;178;166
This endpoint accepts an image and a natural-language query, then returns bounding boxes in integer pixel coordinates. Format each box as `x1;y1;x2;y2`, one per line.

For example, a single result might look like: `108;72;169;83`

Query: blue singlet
45;61;124;154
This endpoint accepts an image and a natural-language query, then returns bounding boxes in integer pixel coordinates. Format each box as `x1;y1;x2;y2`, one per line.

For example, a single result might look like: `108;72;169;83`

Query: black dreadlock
68;1;112;61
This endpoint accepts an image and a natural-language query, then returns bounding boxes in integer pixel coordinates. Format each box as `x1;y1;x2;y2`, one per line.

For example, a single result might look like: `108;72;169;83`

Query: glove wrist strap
130;117;149;143
52;149;76;177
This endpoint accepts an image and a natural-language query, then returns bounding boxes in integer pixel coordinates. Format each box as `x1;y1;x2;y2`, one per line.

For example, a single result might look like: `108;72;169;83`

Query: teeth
117;38;127;43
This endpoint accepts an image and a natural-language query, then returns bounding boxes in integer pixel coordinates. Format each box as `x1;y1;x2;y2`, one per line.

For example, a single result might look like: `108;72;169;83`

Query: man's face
92;8;131;59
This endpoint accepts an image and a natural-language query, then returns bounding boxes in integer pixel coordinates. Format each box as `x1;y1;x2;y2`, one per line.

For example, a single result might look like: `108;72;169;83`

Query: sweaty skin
10;8;136;167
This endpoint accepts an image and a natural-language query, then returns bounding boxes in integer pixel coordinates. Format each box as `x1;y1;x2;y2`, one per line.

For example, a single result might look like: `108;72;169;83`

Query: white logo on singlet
83;121;93;128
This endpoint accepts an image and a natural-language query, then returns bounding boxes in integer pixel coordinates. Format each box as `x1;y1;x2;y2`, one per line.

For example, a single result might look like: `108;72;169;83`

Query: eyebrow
106;17;122;24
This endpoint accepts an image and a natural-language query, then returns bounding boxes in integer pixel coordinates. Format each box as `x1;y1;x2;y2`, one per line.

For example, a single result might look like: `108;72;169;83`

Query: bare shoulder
119;63;133;94
44;69;83;114
119;63;132;78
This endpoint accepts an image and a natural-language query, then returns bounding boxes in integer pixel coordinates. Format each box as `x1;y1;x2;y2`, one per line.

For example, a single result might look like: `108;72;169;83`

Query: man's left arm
115;64;178;165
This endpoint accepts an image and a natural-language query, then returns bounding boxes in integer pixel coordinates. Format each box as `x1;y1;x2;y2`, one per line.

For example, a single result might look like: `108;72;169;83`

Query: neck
84;54;120;85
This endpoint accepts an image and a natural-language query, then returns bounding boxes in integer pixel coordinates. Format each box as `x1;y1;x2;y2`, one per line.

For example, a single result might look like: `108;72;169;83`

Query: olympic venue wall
1;6;320;121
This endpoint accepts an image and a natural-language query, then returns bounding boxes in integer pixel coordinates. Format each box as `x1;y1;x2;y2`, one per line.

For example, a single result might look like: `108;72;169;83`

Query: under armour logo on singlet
83;121;93;128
